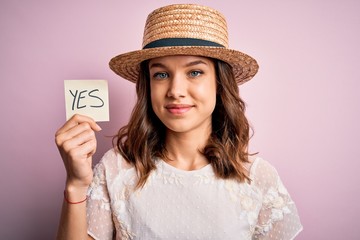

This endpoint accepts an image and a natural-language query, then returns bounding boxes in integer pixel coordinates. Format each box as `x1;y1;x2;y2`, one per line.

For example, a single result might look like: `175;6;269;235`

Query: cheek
150;82;156;101
150;90;157;109
207;80;218;111
150;84;162;113
197;80;217;103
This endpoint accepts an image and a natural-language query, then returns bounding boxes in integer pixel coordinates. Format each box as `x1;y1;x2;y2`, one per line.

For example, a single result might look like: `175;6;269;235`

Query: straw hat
109;4;259;85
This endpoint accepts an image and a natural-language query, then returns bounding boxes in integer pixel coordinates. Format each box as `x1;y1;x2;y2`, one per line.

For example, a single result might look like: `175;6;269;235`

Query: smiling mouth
165;104;194;114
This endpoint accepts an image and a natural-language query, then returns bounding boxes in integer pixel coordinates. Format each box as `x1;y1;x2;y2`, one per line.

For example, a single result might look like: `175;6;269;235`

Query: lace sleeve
252;159;303;240
86;158;115;240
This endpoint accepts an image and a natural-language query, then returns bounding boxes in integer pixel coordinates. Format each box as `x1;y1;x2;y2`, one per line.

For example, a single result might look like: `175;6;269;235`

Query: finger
68;138;97;163
56;114;101;136
56;121;94;146
65;139;96;186
62;136;97;172
61;127;97;154
66;139;97;176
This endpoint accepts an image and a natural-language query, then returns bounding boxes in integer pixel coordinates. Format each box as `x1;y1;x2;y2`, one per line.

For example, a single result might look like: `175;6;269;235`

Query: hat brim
109;46;259;85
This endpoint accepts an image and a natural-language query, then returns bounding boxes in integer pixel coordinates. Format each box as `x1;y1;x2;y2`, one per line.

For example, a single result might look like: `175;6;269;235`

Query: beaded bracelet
63;190;88;204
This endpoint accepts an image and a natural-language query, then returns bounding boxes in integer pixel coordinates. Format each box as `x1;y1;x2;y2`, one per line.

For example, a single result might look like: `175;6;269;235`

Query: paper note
64;80;109;122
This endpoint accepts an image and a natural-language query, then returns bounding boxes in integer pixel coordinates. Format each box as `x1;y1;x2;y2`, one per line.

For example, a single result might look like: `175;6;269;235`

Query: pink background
1;0;359;239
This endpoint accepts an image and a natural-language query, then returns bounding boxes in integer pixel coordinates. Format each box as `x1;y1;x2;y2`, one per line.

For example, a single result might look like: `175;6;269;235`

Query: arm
252;159;303;239
55;114;101;240
57;193;93;240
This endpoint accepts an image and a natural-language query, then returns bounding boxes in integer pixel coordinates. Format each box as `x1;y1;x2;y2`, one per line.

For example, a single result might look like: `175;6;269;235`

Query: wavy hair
114;59;252;189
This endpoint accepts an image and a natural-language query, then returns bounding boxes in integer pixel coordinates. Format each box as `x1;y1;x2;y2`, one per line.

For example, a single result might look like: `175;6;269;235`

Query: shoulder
94;148;134;174
249;156;278;177
248;156;281;191
90;148;136;194
249;157;303;238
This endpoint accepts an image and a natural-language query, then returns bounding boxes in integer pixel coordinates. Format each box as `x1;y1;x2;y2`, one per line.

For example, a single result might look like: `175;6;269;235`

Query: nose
166;73;186;98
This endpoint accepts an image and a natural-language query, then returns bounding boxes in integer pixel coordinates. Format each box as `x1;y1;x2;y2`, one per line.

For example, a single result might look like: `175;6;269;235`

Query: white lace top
87;149;302;240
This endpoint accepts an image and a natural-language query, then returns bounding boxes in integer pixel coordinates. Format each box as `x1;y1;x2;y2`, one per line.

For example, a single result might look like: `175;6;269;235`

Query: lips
165;104;194;114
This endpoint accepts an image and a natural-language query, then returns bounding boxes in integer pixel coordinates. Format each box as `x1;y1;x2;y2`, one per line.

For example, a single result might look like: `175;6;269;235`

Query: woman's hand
55;114;102;197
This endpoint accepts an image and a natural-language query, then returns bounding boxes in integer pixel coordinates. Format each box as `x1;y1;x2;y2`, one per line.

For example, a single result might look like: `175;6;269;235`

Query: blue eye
153;72;168;79
189;71;203;77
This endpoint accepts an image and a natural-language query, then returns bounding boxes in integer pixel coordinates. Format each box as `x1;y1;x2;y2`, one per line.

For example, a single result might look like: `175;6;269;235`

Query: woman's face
149;55;217;135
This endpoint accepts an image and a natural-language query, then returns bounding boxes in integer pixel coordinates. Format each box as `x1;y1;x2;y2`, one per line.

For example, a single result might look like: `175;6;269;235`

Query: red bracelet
63;190;88;204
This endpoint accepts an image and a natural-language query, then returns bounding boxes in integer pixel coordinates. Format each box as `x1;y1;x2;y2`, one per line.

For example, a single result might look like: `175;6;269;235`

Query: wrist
64;184;89;203
65;176;91;190
63;190;88;204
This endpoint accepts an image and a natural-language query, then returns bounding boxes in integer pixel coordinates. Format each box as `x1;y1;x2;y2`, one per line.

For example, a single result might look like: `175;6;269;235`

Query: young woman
56;4;302;240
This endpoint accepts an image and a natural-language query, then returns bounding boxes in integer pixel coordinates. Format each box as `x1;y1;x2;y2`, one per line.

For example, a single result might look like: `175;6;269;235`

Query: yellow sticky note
64;80;109;122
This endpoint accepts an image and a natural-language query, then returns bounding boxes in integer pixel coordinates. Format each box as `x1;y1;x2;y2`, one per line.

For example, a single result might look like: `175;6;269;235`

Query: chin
164;124;191;133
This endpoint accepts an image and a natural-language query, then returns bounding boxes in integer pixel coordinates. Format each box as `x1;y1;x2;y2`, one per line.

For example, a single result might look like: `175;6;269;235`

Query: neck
164;127;211;171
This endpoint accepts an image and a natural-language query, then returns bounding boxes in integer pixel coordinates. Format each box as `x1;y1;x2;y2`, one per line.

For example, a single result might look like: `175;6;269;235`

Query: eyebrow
149;60;209;69
184;60;208;67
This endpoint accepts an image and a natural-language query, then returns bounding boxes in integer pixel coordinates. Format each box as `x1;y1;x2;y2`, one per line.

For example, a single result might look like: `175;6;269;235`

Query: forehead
148;55;214;66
